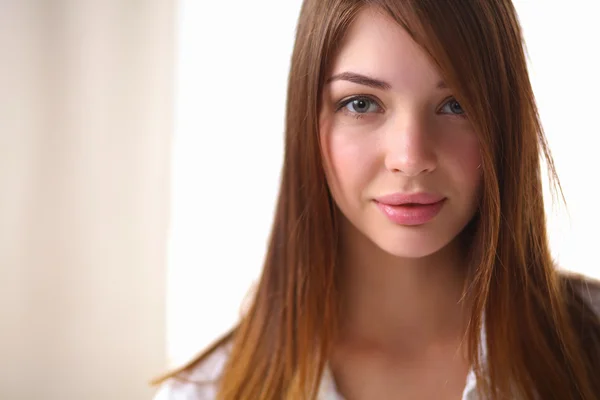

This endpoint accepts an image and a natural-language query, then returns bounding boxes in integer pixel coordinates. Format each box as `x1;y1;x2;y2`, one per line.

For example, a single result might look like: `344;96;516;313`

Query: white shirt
154;279;600;400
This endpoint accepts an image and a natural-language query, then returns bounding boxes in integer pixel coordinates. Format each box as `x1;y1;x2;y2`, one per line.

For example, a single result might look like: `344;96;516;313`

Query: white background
168;0;600;367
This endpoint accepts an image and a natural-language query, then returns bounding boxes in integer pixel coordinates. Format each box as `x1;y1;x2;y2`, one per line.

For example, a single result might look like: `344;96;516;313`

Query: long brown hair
158;0;600;398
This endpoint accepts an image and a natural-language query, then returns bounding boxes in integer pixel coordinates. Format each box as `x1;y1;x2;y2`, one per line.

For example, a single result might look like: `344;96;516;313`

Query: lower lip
375;199;446;226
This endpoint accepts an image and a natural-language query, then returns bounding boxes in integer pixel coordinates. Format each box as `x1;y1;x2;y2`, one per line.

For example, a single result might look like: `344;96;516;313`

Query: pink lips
374;192;446;226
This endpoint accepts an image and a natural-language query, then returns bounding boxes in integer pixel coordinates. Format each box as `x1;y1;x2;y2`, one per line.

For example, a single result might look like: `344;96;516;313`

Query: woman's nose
383;114;437;177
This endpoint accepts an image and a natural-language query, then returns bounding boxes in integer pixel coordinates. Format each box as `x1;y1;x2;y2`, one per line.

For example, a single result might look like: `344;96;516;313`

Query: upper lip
374;192;445;206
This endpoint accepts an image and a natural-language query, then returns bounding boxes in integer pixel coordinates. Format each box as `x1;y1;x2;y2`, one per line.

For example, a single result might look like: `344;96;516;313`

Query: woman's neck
336;221;471;355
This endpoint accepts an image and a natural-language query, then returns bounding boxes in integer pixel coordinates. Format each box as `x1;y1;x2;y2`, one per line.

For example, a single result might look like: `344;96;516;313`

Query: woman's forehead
328;7;443;93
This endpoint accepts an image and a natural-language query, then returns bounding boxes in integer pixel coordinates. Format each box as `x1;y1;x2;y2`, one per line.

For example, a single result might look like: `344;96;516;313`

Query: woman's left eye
440;98;466;116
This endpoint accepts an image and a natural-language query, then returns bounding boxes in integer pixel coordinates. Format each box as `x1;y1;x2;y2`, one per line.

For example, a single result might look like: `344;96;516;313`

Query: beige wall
0;1;174;399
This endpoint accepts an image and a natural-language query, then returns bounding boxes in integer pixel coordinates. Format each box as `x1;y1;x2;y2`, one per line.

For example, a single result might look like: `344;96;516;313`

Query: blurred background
0;1;598;399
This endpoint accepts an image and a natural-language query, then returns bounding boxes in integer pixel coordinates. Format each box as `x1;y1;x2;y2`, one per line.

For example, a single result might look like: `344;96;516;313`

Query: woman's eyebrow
326;72;392;90
326;71;448;91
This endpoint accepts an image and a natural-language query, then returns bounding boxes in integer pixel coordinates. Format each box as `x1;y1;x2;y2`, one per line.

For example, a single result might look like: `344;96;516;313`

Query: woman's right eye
337;96;382;116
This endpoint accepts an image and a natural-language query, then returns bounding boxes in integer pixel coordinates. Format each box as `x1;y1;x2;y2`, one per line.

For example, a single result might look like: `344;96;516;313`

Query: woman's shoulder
561;270;600;316
153;339;233;400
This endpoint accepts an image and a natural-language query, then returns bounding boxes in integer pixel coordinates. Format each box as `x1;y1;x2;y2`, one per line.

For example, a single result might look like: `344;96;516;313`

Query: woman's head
319;6;483;259
173;1;600;399
286;0;550;268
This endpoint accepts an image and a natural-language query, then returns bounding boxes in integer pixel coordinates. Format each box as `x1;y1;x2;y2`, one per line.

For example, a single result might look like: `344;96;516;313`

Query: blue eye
339;96;381;114
440;98;465;115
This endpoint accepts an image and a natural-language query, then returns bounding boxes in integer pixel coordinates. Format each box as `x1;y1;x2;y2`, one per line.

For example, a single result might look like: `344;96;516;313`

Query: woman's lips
373;193;446;226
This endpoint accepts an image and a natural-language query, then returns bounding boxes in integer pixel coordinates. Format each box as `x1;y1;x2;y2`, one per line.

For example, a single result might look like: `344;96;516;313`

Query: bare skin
319;7;481;399
330;215;472;399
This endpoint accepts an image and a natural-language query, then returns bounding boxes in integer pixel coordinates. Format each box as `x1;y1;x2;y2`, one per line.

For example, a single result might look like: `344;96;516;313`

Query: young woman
154;0;600;398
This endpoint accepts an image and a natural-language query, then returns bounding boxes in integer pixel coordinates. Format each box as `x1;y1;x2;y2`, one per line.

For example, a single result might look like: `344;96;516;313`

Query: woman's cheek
439;129;481;177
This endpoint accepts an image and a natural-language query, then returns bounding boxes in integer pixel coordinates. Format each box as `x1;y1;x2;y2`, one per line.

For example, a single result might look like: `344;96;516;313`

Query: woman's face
319;7;482;258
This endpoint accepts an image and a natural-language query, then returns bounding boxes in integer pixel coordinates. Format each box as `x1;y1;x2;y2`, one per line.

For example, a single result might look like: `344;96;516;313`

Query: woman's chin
371;234;453;259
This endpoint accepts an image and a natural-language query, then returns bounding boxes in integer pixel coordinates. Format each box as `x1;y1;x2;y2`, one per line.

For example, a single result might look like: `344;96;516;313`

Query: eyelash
335;95;467;120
